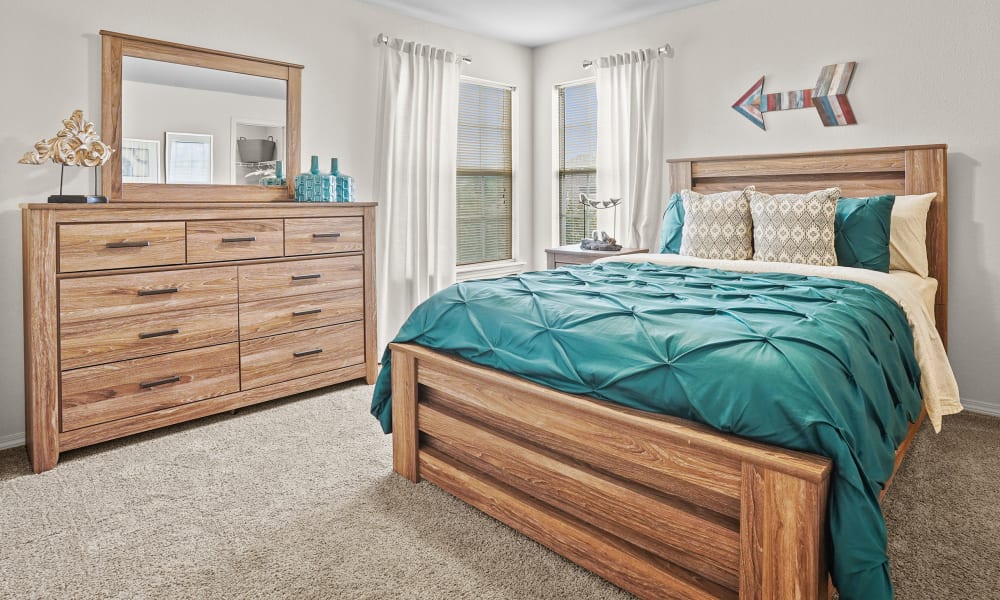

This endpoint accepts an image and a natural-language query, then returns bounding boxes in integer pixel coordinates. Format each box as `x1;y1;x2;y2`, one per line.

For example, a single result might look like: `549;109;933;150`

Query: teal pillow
835;195;895;272
659;193;685;254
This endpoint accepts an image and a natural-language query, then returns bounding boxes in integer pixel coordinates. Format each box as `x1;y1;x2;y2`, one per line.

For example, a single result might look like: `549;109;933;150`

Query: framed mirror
101;30;302;202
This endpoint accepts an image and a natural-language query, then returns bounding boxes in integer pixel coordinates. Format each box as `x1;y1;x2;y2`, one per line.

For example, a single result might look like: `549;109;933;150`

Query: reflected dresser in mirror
22;33;376;474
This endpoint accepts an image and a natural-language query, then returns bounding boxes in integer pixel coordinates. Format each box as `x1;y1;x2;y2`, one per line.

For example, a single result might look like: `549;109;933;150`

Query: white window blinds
557;82;597;245
457;81;513;266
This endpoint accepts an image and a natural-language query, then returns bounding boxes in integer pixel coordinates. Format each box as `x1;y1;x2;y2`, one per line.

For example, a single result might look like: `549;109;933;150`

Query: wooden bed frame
390;144;948;599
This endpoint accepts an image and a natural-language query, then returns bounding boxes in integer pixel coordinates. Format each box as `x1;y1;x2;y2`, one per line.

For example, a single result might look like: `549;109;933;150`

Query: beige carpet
0;383;997;599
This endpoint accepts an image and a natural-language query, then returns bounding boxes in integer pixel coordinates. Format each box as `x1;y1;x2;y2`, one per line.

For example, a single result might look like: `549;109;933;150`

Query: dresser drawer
284;217;364;256
239;290;364;341
61;304;239;370
61;343;240;431
238;256;363;302
240;322;364;390
187;219;283;263
60;266;238;324
58;222;186;273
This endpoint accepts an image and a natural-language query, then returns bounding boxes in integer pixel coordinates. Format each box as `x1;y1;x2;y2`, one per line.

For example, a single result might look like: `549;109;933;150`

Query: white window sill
456;260;527;282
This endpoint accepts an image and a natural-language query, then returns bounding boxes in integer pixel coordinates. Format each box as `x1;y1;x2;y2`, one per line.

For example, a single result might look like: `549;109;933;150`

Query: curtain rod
583;44;673;69
377;33;472;64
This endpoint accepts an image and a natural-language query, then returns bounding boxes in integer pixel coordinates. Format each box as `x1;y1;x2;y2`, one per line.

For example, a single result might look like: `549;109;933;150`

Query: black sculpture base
48;195;108;204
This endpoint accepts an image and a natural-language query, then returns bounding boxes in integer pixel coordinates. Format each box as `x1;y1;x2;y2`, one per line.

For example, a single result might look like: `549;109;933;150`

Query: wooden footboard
390;343;833;600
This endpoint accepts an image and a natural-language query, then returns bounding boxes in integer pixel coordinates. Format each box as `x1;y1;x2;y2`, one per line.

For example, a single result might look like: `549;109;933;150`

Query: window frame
455;75;524;280
552;77;598;248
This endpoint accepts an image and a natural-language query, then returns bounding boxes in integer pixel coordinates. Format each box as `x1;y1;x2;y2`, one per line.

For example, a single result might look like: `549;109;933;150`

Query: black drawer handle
222;236;257;243
291;273;321;281
138;328;180;340
312;232;342;239
137;287;179;296
139;375;181;389
106;241;150;249
293;348;323;358
292;308;323;317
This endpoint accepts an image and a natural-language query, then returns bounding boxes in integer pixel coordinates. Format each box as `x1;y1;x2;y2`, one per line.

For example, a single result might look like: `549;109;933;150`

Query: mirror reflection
122;56;286;185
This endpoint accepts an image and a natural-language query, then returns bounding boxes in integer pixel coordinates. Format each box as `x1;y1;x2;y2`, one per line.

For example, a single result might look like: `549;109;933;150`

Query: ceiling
360;0;713;47
123;57;286;100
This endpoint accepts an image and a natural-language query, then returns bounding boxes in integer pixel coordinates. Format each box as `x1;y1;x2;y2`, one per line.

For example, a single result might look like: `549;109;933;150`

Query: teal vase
294;155;337;202
330;157;356;203
260;160;286;187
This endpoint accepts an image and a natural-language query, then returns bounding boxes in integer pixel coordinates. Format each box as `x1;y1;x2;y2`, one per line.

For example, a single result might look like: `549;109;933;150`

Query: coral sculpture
19;110;114;167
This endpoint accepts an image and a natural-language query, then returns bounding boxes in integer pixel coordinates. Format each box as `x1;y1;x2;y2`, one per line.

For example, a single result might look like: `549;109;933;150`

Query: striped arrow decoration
732;62;857;130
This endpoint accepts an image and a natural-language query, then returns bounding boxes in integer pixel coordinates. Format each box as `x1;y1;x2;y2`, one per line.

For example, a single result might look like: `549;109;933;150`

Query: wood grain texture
61;343;240;431
544;246;648;269
59;363;366;452
691;177;903;198
123;183;292;203
239;322;364;390
740;463;829;600
285;66;302;200
420;369;742;519
237;255;364;302
60;266;237;323
691;151;905;178
22;209;59;473
284;217;364;256
363;206;378;384
101;30;303;69
186;219;283;263
24;202;376;472
60;304;238;370
58;222;186;273
421;404;740;589
420;448;734;600
101;33;123;201
668;161;692;196
391;348;418;483
905;148;949;347
100;30;301;202
238;289;363;340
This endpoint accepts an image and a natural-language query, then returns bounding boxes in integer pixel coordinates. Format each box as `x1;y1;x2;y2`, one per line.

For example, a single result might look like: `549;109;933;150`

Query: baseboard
961;397;1000;418
0;432;25;451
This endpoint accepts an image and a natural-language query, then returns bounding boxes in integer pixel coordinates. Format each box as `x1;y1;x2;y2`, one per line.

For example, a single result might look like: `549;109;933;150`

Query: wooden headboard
667;144;948;345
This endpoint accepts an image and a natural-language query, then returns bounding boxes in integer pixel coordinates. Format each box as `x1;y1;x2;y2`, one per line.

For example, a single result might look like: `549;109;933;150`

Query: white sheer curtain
595;49;667;249
374;38;462;353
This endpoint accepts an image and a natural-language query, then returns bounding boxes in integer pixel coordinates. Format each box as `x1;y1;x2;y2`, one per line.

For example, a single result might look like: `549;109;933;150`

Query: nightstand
545;245;649;269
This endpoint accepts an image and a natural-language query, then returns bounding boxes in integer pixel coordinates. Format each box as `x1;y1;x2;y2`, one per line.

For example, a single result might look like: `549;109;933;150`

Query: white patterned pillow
749;187;841;266
679;187;754;260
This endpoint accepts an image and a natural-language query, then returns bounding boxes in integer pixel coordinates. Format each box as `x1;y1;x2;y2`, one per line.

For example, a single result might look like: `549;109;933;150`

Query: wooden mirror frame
100;30;302;202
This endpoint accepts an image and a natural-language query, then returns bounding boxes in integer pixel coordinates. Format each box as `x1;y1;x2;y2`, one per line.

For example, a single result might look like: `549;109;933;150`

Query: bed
374;145;956;599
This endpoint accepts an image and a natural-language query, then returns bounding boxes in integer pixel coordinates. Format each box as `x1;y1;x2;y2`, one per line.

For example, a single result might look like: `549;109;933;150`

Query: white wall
532;0;1000;414
123;81;286;184
0;0;534;446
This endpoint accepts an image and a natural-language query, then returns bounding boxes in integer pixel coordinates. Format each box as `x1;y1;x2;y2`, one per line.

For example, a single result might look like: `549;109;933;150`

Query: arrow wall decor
732;62;857;130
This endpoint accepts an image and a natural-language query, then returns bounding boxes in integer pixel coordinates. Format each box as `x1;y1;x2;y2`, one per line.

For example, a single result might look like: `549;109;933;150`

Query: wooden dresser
22;202;376;473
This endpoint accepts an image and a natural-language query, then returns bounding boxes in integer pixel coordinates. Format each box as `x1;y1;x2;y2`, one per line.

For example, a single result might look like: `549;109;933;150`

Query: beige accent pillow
679;187;754;260
749;187;840;266
889;193;936;277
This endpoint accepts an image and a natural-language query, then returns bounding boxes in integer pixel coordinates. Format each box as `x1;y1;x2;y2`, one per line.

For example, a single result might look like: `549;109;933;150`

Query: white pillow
889;193;936;277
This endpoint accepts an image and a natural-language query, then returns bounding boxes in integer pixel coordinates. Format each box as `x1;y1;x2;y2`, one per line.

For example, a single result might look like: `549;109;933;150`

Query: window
557;81;597;245
456;80;514;267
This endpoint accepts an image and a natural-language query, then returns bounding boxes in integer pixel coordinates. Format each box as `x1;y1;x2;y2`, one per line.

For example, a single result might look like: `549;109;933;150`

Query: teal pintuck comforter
371;262;922;600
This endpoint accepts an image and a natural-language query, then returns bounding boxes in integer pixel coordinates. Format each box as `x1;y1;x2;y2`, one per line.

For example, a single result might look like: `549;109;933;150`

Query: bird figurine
577;193;623;251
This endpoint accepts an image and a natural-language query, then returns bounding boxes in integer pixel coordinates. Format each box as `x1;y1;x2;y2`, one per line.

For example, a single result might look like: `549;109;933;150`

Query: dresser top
22;201;377;210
